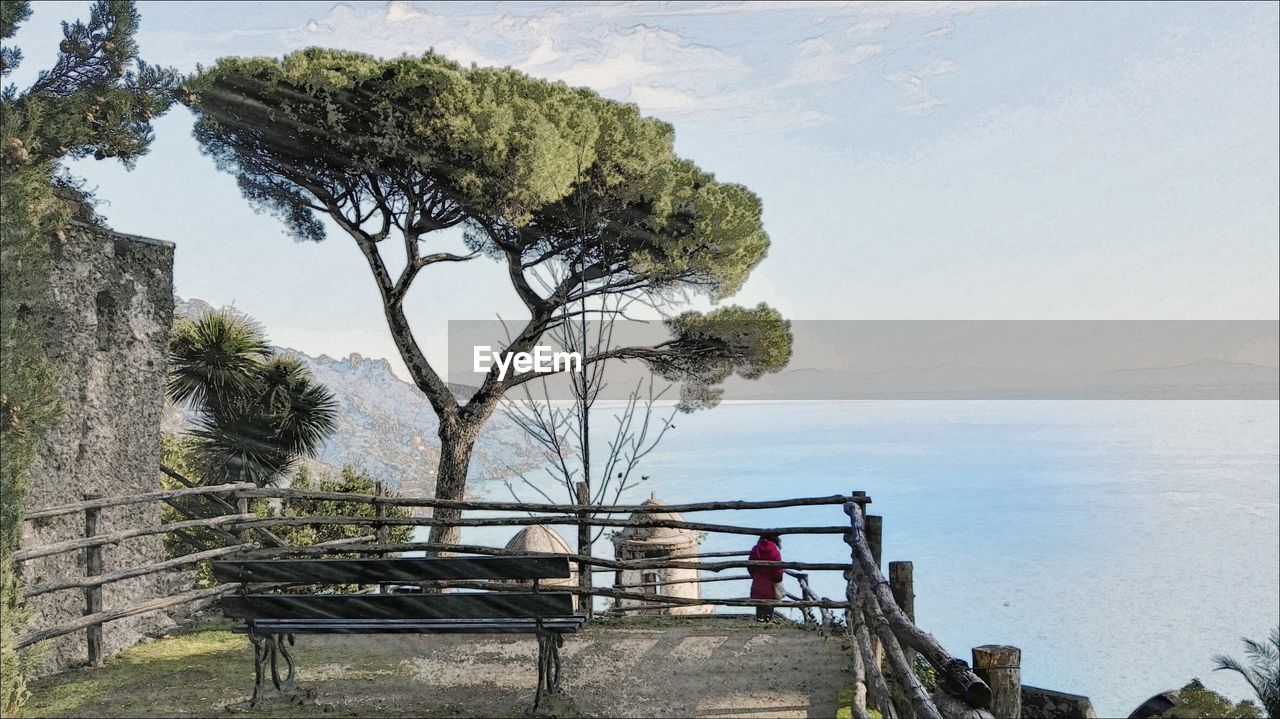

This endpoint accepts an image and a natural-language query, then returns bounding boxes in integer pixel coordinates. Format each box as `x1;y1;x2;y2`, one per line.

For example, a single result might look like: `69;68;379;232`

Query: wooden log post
890;560;920;705
931;690;997;719
844;501;993;710
848;572;896;719
971;646;1020;719
861;578;941;719
83;494;103;667
575;482;593;619
235;493;251;544
866;515;883;569
851;494;886;692
890;561;915;622
848;618;871;719
374;482;390;549
374;481;389;593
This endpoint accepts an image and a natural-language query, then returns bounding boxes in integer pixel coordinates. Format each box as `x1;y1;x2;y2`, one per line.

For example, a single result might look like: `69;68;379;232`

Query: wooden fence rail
242;538;849;574
160;466;291;548
13;513;256;562
14;584;237;649
233;513;850;536
236;487;859;513
15;481;1029;719
843;498;997;719
24;482;254;520
22;543;255;598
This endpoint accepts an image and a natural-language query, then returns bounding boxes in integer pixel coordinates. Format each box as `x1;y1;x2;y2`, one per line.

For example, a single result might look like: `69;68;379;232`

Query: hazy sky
10;1;1279;379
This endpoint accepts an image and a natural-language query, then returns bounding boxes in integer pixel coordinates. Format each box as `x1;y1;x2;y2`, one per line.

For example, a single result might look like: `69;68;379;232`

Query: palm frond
169;313;336;487
167;312;268;409
1214;628;1280;719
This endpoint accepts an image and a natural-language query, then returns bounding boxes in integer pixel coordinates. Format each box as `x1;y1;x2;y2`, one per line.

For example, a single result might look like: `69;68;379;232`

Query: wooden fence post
889;559;918;714
575;482;592;619
847;493;885;695
973;645;1021;719
235;493;250;544
866;515;883;569
889;561;914;622
83;493;103;667
375;481;389;593
374;482;390;549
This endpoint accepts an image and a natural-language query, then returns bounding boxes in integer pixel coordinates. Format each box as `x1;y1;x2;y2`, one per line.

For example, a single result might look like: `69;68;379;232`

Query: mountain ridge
164;298;545;496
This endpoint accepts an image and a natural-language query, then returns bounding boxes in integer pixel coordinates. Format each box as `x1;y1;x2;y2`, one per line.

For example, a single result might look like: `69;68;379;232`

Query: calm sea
435;400;1279;717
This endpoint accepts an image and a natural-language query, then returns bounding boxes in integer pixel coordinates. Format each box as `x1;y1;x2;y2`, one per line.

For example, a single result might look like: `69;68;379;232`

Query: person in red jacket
748;533;784;621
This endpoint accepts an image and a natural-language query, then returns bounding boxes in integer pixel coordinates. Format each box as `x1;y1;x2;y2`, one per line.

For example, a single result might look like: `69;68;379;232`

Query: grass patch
836;687;852;719
21;629;246;717
835;688;884;719
19;622;470;718
19;615;837;718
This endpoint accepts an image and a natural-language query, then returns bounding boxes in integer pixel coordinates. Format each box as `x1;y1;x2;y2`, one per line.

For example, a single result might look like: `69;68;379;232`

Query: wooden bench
212;556;585;710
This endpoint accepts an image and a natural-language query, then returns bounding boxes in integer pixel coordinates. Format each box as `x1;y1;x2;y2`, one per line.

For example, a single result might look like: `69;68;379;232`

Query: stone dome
613;495;700;546
505;525;574;554
503;525;577;609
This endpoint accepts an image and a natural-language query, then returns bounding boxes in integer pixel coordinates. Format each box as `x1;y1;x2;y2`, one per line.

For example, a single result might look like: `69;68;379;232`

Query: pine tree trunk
429;416;481;547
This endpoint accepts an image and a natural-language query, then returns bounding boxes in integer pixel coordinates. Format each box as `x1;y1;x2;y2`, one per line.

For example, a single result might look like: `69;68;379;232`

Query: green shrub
1157;679;1261;719
270;466;414;592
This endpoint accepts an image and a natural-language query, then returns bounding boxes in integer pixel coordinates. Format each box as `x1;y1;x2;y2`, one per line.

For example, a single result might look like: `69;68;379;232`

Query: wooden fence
13;468;1035;718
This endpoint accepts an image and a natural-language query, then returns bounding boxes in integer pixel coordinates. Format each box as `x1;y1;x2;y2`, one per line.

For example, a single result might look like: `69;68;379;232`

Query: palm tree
168;312;337;487
1214;627;1280;718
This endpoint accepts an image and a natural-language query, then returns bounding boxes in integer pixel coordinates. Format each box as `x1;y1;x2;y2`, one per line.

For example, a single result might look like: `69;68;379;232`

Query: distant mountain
723;358;1279;400
165;298;546;496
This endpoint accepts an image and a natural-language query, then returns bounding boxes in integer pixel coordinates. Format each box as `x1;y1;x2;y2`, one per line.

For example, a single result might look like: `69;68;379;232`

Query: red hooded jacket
748;538;784;599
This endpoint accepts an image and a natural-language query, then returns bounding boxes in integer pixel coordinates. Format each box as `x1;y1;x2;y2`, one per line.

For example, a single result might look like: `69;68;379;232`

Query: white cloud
924;21;956;38
548;52;662;89
788;39;884;87
384;1;427;23
531;24;747;90
630;85;701;112
898;96;948;115
885;57;958;115
920;57;958;76
523;37;561;68
588;1;1021;19
849;19;893;36
136;1;1026;134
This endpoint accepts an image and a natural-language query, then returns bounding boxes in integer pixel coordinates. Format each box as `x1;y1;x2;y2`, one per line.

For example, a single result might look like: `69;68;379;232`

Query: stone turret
611;495;712;615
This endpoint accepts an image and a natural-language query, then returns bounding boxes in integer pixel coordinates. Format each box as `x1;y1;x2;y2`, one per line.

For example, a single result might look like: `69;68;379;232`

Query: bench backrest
213;556;576;621
221;592;575;620
211;556;571;585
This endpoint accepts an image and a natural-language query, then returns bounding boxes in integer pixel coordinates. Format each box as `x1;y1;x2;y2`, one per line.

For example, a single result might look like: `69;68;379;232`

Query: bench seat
213;556;582;711
232;617;586;634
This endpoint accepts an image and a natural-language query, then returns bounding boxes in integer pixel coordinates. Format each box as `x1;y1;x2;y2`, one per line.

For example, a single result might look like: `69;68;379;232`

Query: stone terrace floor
20;615;850;718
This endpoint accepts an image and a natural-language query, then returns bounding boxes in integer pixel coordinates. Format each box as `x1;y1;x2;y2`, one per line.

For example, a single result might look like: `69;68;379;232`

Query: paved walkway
22;617;847;718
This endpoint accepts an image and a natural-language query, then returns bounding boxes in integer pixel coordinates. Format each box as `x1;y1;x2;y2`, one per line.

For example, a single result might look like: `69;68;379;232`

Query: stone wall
1022;685;1098;719
18;220;174;673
